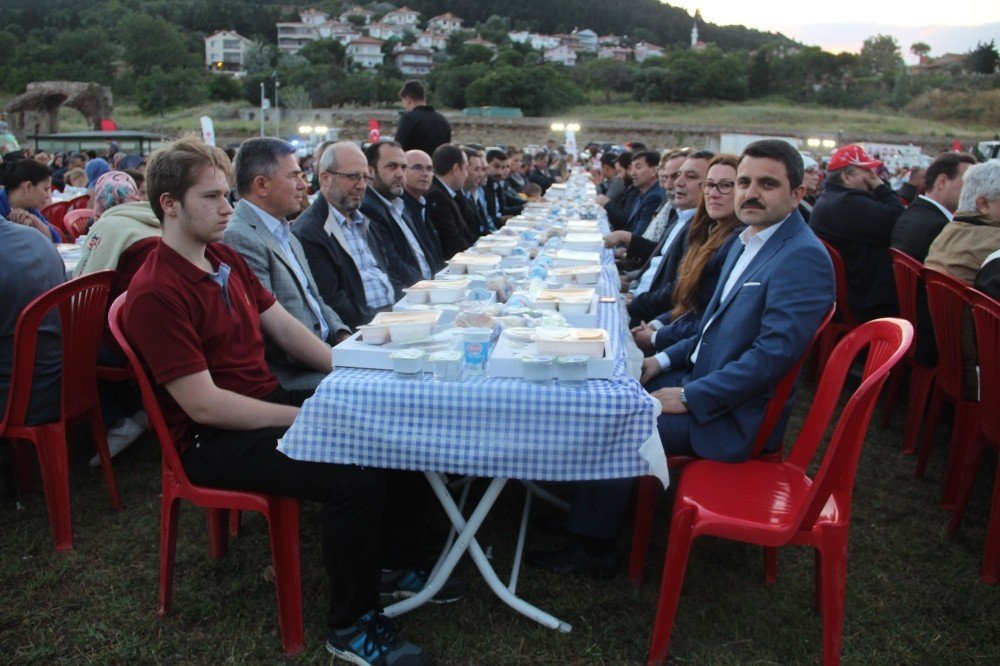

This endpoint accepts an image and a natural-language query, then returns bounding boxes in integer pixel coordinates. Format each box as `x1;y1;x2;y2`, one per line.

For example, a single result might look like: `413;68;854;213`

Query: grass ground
2;382;998;664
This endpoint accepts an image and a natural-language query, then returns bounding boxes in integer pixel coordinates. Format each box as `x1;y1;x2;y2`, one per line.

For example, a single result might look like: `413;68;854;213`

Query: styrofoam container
557;299;591;315
357;324;390;345
371;310;442;343
533;327;608;359
554;249;602;268
551;265;602;285
403;288;429;304
563;233;605;253
448;252;502;274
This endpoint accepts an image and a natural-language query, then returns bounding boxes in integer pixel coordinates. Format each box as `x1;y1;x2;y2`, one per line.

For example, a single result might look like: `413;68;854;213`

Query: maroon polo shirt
124;241;278;447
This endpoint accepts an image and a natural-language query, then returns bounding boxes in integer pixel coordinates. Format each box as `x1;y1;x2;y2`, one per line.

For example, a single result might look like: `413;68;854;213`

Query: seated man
459;148;490;237
224;137;350;392
976;248;1000;301
623;150;665;237
402;149;445;273
810;144;904;321
123;138;435;664
361;140;437;287
424;144;476;260
528;140;835;575
294;142;403;331
484;148;525;225
527;151;556;194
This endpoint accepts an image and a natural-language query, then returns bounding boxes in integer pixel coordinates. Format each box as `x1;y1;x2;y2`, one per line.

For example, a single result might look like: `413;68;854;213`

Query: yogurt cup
429;350;462;382
389;349;426;378
462;327;493;376
556;355;589;386
521;354;555;384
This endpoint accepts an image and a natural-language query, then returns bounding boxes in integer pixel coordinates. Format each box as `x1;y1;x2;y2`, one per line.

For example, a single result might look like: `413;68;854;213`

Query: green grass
2;386;999;664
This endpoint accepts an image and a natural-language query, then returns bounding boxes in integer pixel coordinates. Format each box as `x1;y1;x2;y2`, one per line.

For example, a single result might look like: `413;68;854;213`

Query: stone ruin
4;81;113;141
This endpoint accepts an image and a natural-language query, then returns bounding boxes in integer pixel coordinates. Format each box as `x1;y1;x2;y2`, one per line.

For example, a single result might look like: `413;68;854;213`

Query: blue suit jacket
663;210;835;461
628;183;666;237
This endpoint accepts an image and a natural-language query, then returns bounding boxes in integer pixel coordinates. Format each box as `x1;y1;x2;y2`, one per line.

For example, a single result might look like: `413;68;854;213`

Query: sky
667;1;1000;62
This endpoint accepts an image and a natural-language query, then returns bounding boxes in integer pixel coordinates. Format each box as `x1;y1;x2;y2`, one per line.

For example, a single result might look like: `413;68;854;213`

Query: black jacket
292;196;402;331
424;176;476;261
394;106;451;156
810;181;904;319
627;217;692;325
975;254;1000;301
400;191;445;273
890;196;951;262
605;184;639;231
360;188;426;287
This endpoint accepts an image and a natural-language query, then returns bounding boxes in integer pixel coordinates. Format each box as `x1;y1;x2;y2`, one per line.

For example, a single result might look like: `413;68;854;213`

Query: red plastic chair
67;194;90;211
628;306;835;585
41;200;71;237
0;271;122;551
107;294;304;656
63;208;95;242
645;319;912;666
914;269;981;510
881;248;936;454
813;238;860;375
949;289;1000;581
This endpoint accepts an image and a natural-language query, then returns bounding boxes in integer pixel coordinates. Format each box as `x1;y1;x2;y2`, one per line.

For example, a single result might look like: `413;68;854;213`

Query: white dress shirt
632;207;695;297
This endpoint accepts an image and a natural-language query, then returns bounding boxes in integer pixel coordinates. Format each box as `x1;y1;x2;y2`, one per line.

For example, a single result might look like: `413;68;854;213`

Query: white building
367;22;406;41
339;6;374;25
416;30;448;51
347;36;385;68
544;44;578;67
597;46;631;62
318;21;361;45
382;6;421;28
428;12;463;33
464;36;497;52
574;29;598;52
205;29;252;73
634;41;664;63
298;8;329;26
277;22;319;55
394;46;434;76
509;31;560;51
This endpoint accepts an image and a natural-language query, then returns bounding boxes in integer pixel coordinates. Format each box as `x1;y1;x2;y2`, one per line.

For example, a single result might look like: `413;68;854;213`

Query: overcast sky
668;1;1000;62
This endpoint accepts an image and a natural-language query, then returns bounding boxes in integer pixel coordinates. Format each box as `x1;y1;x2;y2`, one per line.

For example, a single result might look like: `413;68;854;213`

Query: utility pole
259;82;265;137
271;71;281;138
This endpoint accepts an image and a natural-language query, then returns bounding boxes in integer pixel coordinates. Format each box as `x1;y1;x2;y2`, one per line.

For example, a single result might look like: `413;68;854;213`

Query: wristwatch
679;388;687;405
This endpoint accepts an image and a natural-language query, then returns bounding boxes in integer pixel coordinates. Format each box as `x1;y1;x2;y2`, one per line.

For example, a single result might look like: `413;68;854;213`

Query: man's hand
651;387;688;414
620;275;633;293
632;322;655;352
604;230;631;248
862;170;884;191
640;356;661;384
596;194;609;206
614;247;627;260
334;329;352;344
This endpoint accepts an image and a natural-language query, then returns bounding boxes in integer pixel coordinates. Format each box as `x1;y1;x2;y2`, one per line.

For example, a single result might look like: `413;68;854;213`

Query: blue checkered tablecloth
278;217;667;484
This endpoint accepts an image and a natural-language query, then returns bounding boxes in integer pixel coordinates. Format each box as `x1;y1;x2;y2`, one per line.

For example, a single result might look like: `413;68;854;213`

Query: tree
118;12;200;75
465;64;584;115
859;34;904;78
579;58;635;102
298;38;345;66
134;67;209;113
748;48;771;96
244;41;278;75
910;42;931;60
966;40;1000;74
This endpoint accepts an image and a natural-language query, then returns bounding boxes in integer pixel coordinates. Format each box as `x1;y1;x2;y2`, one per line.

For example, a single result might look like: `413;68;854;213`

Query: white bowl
371;310;442;343
427;284;466;304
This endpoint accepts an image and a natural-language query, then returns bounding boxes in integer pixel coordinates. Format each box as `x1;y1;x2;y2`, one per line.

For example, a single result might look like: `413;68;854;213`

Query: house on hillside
367;22;405;41
634;41;664;62
382;6;421;28
394;46;434;76
347;36;385;68
910;53;967;74
428;13;463;34
277;21;319;55
574;29;598;52
318;21;361;45
464;36;497;52
416;30;449;51
598;46;631;62
545;44;578;67
204;30;252;74
299;8;329;26
339;6;374;25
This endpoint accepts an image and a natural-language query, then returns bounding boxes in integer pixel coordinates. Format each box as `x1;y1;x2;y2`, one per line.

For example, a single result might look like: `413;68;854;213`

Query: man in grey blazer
225;138;350;392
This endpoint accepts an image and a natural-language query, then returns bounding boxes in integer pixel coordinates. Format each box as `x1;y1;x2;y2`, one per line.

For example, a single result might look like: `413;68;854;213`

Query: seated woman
0;158;61;242
637;154;744;386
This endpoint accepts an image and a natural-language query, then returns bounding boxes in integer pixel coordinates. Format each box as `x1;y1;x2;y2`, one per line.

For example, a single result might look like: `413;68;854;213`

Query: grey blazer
224;199;348;391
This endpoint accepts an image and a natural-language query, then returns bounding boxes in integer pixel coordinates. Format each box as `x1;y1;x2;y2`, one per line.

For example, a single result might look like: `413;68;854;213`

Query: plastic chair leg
941;403;981;510
817;529;847;666
764;547;778;586
981;452;1000;584
646;506;696;666
207;508;230;560
915;387;946;479
267;497;304;656
947;435;986;535
814;548;823;612
35;428;73;551
628;476;660;585
87;409;122;511
880;363;904;429
159;496;180;617
902;367;935;455
230;509;241;537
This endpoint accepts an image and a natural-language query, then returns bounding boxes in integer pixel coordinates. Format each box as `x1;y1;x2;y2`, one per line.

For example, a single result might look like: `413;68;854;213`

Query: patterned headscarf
92;170;140;218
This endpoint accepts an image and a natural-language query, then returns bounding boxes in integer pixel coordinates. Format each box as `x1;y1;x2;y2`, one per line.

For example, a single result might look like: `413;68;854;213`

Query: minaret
691;12;699;48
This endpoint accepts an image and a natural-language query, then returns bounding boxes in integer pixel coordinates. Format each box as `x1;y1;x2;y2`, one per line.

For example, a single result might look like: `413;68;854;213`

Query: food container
402;288;429;304
563;233;605;253
554;249;602;268
551;265;602;285
389;349;426;377
555;355;590;386
357;324;390;345
370;310;442;343
521;354;555;383
462;327;493;376
557;298;591;315
447;252;502;274
429;350;462;382
534;327;608;359
534;288;595;310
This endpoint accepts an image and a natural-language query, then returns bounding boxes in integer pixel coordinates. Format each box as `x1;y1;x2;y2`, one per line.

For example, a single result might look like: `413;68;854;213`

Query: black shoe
379;564;466;604
326;611;428;665
526;541;618;578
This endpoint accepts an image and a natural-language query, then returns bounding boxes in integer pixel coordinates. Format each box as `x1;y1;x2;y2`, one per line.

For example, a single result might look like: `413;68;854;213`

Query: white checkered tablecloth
278;216;667;484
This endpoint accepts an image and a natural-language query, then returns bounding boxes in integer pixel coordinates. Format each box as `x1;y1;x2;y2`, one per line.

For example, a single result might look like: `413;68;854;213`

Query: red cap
827;145;883;171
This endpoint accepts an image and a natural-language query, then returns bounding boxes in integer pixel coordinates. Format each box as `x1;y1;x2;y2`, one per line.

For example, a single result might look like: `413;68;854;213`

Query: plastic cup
462;327;493;376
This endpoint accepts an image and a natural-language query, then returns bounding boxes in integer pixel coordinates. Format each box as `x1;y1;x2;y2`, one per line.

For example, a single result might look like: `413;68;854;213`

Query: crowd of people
2;77;999;665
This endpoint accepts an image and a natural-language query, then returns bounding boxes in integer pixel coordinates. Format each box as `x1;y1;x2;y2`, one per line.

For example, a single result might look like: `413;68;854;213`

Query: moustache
740;200;765;209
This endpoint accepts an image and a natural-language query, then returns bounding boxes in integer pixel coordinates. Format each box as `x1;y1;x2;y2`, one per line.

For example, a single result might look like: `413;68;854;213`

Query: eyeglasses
701;180;735;195
325;170;373;184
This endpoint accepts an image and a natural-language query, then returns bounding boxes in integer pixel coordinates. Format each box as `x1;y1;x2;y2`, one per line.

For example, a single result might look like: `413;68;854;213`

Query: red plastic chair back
889;248;924;354
63;209;94;241
785;319;912;529
41;201;71;235
1;271;116;429
922;268;971;399
67;195;90;211
970;289;1000;444
819;238;859;327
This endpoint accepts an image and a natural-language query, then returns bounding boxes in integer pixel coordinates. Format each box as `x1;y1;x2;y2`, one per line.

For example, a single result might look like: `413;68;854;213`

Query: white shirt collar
738;214;788;247
242;199;288;237
323;200;365;236
436;177;457;198
918;194;954;222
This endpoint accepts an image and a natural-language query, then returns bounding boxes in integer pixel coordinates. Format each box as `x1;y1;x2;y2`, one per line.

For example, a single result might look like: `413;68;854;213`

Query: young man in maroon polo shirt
123;138;429;665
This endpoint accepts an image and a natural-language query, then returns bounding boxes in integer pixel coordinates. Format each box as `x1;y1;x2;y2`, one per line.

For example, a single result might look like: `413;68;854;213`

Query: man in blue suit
529;139;835;576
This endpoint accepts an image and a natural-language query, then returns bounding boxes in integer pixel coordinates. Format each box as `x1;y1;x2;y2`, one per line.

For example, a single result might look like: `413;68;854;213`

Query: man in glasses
294;142;403;330
401;149;445;271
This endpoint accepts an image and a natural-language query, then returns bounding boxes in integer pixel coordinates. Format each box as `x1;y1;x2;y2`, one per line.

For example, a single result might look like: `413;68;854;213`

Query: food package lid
370;310;442;325
407;278;471;290
535;288;596;302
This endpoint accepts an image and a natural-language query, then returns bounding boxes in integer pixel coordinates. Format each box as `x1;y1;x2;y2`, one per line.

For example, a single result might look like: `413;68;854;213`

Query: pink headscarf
93;170;140;219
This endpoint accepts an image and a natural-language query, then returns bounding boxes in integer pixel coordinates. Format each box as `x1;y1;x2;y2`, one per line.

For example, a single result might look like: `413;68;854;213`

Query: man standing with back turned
394;80;451;157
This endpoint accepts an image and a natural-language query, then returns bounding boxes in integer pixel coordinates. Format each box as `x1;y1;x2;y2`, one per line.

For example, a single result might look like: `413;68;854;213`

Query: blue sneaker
326;612;428;665
379;564;466;604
